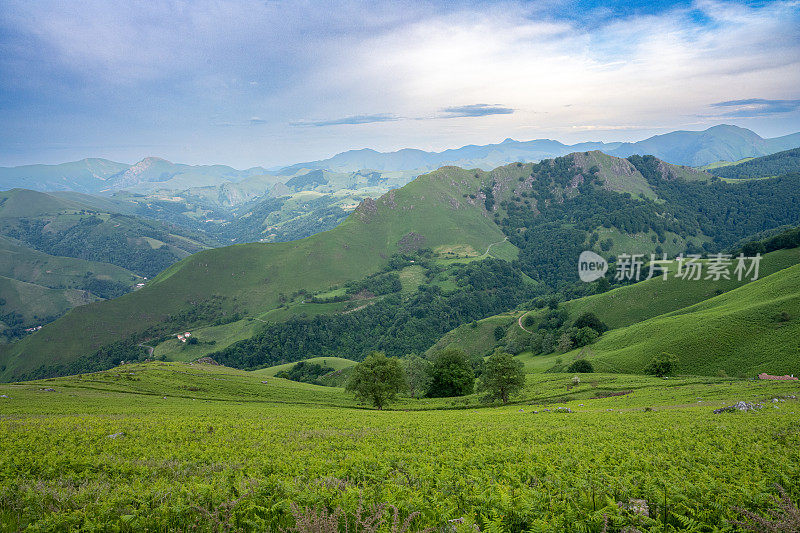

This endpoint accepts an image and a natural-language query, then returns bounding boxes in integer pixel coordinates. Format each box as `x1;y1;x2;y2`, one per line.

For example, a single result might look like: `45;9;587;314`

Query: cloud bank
0;0;798;166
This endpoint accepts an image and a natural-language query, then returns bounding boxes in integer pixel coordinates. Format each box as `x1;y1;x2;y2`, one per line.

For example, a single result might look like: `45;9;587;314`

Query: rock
0;394;8;398
518;408;524;412
107;432;124;439
618;498;650;517
40;388;56;392
261;380;269;384
713;401;762;414
195;357;220;366
555;407;572;413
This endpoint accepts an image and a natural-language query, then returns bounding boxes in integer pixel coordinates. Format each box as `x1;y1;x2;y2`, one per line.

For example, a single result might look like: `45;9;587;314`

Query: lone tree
480;350;525;404
645;352;678;377
345;351;406;409
427;348;475;397
400;354;432;399
567;359;594;373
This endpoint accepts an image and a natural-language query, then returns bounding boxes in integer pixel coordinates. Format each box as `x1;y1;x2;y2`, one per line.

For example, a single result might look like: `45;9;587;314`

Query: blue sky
0;0;798;168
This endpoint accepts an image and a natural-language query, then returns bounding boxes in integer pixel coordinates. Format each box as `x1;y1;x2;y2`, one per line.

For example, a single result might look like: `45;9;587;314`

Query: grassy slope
0;166;516;379
2;363;798;530
252;356;357;376
0;276;100;325
582;262;800;377
432;247;800;360
0;235;140;289
699;157;754;171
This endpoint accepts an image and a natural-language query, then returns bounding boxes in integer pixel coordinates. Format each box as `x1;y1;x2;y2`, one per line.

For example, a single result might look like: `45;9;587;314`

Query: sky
0;0;799;168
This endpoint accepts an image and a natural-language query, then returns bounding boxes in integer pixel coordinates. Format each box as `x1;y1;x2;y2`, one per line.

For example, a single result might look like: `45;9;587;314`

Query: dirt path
137;343;155;357
518;312;534;334
481;236;509;258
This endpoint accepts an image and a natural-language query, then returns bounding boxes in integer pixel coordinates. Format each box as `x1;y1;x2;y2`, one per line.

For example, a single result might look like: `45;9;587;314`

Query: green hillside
5;151;800;382
0;165;510;380
0;235;139;292
431;247;800;362
0;188;215;278
709;147;800;180
253;356;357;377
575;262;800;377
0;276;100;332
2;361;800;530
698;157;754;171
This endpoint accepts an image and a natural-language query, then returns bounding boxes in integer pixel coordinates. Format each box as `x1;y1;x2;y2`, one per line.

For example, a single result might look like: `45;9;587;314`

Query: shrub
573;312;607;334
645;352;678;377
567;359;594;373
493;326;505;341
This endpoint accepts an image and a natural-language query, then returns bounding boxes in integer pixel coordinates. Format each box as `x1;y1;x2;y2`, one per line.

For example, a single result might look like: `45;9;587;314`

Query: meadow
1;362;799;531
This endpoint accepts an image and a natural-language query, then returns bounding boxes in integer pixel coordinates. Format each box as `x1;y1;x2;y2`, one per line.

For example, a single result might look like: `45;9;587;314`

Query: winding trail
137;343;155;357
480;236;509;258
518;312;534;334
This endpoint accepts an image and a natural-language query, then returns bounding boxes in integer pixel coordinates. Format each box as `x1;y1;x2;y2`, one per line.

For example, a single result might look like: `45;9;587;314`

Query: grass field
1;362;798;531
581;262;800;377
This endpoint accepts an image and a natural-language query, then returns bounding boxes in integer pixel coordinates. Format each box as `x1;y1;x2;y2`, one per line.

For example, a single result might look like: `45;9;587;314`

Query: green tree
427;348;475;397
400;354;432;399
480;350;526;404
645;352;678;377
567;359;594;373
345;352;406;409
573;312;607;334
493;326;505;341
571;326;599;348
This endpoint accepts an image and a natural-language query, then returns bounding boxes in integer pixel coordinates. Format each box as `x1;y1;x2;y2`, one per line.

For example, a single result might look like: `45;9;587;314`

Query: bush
493;326;505;341
573;312;607;334
645;352;678;377
567;359;594;373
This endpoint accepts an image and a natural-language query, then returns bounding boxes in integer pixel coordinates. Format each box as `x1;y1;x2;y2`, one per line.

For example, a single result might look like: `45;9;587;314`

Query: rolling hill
579;261;800;377
0;189;216;278
430;246;800;359
3;151;800;381
708;147;800;180
0;163;510;379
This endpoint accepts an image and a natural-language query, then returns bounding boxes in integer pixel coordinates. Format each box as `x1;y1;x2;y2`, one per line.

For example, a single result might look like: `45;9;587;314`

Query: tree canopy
480;350;525;404
427;348;475;398
345;351;406;409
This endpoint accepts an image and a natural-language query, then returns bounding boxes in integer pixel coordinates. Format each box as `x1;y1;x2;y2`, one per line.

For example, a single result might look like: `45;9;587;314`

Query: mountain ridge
3;125;799;195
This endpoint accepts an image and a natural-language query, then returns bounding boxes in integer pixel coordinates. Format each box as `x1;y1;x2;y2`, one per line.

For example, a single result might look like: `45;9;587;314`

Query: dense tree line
211;259;540;369
274;360;335;385
709;147;800;180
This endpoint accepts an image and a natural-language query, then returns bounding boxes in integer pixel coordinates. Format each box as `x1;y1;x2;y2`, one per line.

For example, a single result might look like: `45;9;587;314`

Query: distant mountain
3;125;797;195
0;157;268;194
0;158;129;192
107;157;268;192
606;125;800;167
277;125;800;173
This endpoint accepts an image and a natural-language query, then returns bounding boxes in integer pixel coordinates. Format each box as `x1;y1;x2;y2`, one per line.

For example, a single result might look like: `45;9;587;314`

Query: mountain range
2;125;799;195
4;147;800;381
